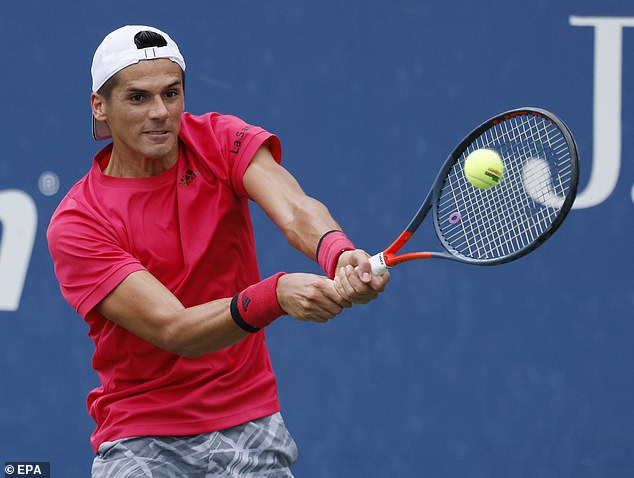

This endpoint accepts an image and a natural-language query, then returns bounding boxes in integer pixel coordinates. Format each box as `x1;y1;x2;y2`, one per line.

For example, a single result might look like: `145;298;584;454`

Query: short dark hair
96;73;120;101
96;30;185;100
134;30;168;49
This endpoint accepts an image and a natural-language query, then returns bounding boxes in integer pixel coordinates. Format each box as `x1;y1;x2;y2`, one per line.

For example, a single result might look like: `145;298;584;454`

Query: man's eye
165;91;177;99
130;95;145;102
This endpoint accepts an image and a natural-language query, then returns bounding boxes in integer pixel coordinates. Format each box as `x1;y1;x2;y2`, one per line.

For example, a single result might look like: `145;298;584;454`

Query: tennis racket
369;107;579;275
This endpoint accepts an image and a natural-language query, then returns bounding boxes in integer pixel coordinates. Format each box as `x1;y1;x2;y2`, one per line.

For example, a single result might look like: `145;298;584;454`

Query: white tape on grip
369;252;390;276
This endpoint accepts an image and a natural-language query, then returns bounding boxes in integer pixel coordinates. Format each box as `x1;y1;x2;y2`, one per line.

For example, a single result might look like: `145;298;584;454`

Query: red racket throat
382;231;432;267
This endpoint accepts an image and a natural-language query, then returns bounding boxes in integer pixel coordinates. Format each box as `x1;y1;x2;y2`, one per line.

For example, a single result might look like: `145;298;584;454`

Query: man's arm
96;269;348;358
96;270;245;357
243;145;389;303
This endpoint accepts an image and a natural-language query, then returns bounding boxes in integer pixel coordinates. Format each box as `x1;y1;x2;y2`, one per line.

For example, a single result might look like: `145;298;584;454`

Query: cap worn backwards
91;25;186;141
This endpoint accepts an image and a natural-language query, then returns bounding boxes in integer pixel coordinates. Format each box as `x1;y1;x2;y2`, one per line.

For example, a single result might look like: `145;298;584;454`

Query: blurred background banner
1;1;632;477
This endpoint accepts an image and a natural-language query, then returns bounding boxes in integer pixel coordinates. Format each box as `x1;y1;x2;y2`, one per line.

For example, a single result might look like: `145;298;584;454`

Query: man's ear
91;92;107;122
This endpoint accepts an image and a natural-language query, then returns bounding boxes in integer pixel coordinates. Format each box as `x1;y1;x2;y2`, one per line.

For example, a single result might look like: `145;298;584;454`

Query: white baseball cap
91;25;186;140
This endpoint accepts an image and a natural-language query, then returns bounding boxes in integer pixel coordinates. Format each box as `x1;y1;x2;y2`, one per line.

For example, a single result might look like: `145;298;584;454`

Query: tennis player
47;25;388;477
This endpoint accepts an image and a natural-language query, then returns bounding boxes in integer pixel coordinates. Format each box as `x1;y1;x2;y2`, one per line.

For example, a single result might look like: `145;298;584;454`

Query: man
47;25;388;477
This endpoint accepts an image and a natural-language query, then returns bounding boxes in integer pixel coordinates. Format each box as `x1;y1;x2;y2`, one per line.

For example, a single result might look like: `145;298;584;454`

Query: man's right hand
276;273;352;323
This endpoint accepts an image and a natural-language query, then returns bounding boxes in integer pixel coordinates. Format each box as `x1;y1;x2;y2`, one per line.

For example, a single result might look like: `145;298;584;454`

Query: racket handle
369;252;390;276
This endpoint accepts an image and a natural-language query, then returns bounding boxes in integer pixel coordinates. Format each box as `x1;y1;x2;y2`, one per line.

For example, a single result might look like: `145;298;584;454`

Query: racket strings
466;120;560;255
455;119;564;257
436;113;574;260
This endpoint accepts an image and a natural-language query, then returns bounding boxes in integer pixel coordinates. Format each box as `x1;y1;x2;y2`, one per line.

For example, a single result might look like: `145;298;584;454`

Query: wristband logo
241;294;251;312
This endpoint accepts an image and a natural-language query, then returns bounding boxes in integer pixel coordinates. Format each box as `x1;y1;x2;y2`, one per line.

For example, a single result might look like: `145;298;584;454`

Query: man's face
92;59;185;162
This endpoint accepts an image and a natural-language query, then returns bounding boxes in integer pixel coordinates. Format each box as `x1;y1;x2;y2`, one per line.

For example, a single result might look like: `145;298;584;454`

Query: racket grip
369;252;390;276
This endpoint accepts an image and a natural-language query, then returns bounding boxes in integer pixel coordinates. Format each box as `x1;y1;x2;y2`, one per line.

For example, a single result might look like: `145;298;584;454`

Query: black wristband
315;229;342;261
230;293;261;333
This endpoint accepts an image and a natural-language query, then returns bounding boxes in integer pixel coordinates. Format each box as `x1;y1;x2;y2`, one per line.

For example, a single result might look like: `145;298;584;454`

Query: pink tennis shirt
47;112;283;453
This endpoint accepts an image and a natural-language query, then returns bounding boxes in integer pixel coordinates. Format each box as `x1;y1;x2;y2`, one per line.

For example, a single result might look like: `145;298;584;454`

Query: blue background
1;1;633;477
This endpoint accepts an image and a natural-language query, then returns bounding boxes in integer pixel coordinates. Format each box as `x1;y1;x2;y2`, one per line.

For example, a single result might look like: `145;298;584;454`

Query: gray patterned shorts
91;413;298;477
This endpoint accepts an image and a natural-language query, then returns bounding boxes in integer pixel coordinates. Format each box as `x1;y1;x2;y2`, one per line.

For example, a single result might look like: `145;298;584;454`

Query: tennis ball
464;149;504;189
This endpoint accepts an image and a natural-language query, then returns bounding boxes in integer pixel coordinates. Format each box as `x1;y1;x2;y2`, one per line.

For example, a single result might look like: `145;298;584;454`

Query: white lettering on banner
0;190;37;311
569;16;634;208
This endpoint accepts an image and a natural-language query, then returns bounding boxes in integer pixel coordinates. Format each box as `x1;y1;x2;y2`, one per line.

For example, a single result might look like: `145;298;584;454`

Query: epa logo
4;462;50;477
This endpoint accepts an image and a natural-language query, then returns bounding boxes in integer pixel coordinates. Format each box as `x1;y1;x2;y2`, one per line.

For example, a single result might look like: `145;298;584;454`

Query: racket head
430;107;579;265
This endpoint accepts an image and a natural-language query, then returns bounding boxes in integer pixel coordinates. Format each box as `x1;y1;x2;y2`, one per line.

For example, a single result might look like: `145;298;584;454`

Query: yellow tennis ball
464;149;504;189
